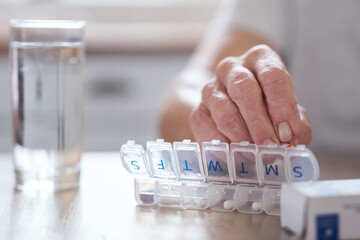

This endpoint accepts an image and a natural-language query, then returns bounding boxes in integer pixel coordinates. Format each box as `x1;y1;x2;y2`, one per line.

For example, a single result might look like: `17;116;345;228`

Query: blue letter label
265;164;278;176
293;166;303;178
131;160;140;170
208;160;223;172
183;160;192;171
157;160;165;170
238;162;249;174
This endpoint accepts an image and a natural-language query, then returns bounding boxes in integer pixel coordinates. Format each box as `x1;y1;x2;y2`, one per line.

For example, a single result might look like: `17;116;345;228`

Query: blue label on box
317;214;339;240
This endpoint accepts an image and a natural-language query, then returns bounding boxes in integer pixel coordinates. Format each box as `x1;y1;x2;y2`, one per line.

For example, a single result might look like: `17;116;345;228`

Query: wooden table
0;152;359;240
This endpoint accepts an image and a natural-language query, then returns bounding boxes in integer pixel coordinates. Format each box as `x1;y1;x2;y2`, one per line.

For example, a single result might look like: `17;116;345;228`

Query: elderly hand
189;44;311;145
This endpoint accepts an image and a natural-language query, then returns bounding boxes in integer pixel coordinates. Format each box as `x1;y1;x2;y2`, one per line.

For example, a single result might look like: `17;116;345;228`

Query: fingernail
262;139;275;145
278;122;293;142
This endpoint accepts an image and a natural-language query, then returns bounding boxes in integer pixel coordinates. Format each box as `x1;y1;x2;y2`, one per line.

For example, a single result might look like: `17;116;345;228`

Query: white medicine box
281;179;360;240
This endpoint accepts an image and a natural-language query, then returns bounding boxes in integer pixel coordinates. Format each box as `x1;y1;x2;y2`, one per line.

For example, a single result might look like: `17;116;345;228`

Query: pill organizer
120;139;319;216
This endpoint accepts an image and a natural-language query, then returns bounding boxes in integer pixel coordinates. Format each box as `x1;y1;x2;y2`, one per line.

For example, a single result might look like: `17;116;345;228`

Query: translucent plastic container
174;140;208;209
120;140;320;216
147;139;181;208
207;184;237;212
263;186;281;216
258;143;286;215
235;184;264;214
284;145;319;182
230;142;264;214
120;140;155;205
202;140;235;211
259;144;320;216
230;142;260;185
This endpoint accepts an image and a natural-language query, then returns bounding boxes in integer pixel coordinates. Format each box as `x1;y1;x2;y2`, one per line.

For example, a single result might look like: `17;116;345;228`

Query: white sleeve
229;0;287;50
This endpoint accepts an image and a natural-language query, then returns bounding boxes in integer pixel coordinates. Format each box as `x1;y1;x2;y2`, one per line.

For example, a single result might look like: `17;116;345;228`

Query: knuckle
212;96;229;109
228;77;258;103
201;82;216;100
259;66;291;88
216;57;237;74
248;44;272;56
228;66;253;82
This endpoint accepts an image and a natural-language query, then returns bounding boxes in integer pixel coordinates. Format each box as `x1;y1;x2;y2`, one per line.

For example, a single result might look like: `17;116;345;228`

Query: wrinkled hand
189;45;311;145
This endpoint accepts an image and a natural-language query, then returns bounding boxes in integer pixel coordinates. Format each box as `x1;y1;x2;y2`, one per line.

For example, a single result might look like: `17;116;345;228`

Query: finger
293;104;312;146
216;57;279;145
189;103;229;143
201;81;252;143
243;44;301;143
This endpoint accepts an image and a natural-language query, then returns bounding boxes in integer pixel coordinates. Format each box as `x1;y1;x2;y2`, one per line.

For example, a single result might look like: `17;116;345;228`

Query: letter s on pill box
281;179;360;240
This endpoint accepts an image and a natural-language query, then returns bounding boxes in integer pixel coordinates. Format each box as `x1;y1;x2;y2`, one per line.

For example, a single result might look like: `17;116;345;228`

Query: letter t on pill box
174;139;208;210
120;140;155;205
231;141;264;214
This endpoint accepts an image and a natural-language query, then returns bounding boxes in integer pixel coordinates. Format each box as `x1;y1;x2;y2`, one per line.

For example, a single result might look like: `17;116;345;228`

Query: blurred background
0;0;221;152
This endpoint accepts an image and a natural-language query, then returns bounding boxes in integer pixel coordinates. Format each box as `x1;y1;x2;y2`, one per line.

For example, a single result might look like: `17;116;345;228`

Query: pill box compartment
202;141;235;211
207;184;237;212
134;178;156;205
263;186;281;216
235;184;264;214
121;141;155;206
174;140;208;209
155;180;182;208
180;182;209;210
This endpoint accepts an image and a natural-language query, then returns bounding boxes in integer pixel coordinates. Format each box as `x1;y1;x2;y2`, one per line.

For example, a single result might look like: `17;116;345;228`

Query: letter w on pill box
202;140;237;212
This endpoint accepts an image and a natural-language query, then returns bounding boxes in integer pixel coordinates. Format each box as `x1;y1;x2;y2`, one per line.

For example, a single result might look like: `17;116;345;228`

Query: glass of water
9;20;86;191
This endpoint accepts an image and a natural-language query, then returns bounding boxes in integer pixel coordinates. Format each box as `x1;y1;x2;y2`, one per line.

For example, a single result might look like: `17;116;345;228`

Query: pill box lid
202;140;233;183
146;139;178;180
173;139;205;182
120;140;152;178
284;145;319;183
258;144;286;186
230;141;260;185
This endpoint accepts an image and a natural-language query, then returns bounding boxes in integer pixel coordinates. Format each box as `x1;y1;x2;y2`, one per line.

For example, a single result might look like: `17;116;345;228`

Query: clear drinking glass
9;20;86;191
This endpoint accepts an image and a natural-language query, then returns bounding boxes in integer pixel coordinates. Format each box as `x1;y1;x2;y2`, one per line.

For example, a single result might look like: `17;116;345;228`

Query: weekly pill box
120;139;319;216
281;179;360;240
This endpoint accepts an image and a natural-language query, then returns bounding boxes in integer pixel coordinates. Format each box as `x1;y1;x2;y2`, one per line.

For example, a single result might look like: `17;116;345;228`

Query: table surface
0;151;359;240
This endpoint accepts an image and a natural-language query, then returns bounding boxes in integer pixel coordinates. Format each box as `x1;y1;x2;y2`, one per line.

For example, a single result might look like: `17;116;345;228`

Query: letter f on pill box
147;139;182;208
146;139;178;179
